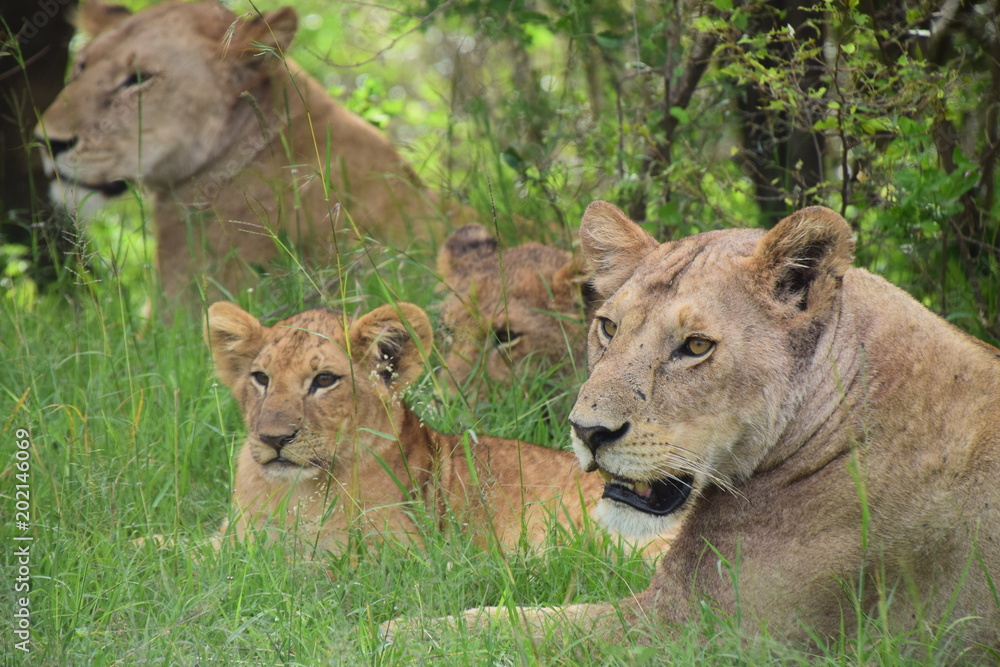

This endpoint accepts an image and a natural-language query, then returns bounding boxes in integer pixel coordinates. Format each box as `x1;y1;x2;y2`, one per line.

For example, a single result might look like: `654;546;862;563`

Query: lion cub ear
438;224;499;289
552;257;602;318
580;201;658;298
206;302;266;390
349;303;434;391
76;0;132;36
752;206;855;315
228;6;298;58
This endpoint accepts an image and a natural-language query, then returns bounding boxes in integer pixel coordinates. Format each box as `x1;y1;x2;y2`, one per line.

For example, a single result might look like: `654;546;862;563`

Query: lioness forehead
83;1;230;55
628;228;764;295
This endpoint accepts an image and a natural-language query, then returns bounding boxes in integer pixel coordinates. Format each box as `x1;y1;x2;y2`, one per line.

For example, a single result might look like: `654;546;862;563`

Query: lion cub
207;301;603;553
437;224;596;390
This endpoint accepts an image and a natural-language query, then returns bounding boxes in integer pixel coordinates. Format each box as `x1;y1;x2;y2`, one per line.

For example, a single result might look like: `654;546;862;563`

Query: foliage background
1;0;998;663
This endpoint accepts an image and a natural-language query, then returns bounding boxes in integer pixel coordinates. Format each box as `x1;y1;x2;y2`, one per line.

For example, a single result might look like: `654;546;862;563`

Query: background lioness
38;1;460;298
207;300;604;552
437;224;595;391
390;202;1000;653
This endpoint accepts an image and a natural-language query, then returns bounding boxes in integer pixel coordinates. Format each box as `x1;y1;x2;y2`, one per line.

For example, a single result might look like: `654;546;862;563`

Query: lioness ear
229;7;298;58
76;0;131;36
438;224;498;289
349;303;433;391
752;206;855;314
580;201;658;298
206;302;266;390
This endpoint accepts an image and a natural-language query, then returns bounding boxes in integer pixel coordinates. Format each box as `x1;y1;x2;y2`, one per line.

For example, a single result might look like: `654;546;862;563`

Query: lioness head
37;0;297;214
438;224;594;388
207;301;433;482
571;201;854;538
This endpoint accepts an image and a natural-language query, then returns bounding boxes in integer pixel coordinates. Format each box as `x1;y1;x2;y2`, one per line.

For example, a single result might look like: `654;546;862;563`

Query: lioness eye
251;371;269;387
312;373;340;390
600;318;617;339
683;338;714;356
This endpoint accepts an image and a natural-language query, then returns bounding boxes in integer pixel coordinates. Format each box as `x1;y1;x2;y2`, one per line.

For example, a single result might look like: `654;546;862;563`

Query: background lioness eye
120;71;154;89
312;372;340;390
251;371;269;387
600;318;617;338
683;338;714;356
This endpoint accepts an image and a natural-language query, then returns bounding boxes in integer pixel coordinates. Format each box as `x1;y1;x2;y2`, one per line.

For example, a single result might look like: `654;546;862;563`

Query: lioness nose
571;421;629;456
44;137;77;156
259;431;298;452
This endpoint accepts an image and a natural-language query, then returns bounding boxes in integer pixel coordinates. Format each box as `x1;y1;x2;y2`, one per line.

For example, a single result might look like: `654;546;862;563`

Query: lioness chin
386;202;1000;654
37;1;464;299
206;300;609;553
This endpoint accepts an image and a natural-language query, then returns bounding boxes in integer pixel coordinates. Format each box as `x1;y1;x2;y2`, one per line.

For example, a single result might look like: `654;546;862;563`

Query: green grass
3;1;997;664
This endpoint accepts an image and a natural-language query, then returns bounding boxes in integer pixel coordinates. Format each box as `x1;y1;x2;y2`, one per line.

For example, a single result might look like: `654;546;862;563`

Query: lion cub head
438;224;594;389
207;301;432;481
37;0;297;214
571;201;854;539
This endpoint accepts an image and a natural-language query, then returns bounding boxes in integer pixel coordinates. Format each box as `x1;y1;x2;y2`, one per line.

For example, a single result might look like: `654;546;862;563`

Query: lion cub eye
311;373;340;390
251;371;270;387
683;338;714;357
493;327;522;351
600;318;617;339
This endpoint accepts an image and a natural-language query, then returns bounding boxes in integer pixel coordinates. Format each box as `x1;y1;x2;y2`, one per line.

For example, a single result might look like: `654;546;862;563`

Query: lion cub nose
258;431;298;453
571;421;630;456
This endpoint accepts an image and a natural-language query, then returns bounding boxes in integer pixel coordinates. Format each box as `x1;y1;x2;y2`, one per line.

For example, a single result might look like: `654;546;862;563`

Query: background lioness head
437;224;595;390
572;201;854;539
207;301;432;481
37;0;297;214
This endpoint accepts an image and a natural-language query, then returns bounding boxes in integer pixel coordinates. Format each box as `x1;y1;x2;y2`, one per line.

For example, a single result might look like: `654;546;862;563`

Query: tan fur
389;202;1000;653
206;300;605;553
438;224;593;389
38;1;460;298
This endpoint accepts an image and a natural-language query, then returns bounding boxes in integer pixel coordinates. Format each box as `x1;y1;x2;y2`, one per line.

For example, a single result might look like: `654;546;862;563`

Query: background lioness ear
752;206;855;315
76;0;132;36
580;201;658;298
227;6;298;58
206;302;266;390
348;303;433;391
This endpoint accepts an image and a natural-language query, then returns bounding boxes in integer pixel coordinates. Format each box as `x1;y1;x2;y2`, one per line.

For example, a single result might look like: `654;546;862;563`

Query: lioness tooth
599;469;613;483
634;481;651;495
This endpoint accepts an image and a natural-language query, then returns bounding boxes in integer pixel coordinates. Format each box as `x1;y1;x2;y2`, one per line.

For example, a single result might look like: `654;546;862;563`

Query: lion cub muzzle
257;430;300;461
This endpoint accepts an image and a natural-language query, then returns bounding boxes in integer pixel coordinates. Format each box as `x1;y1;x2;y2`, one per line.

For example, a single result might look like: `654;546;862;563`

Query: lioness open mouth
599;471;694;516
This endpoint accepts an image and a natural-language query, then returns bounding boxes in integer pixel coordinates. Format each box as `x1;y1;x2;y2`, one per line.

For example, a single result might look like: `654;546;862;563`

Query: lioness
389;202;1000;652
37;1;456;297
438;224;594;389
206;300;604;552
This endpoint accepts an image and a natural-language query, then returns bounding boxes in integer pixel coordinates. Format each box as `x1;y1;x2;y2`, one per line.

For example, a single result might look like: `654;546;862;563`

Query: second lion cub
207;300;603;553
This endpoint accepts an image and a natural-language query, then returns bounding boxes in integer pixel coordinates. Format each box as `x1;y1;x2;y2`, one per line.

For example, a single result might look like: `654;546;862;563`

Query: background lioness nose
570;421;630;456
258;431;298;453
